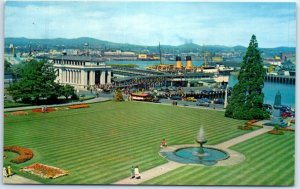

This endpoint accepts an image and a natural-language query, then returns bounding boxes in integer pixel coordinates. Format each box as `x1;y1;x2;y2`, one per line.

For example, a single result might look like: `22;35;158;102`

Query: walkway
3;175;41;184
214;126;273;149
114;162;184;185
113;126;273;185
4;97;111;112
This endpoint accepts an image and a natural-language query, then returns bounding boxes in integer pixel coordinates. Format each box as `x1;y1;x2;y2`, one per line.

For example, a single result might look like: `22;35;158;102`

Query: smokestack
186;56;193;70
175;56;182;69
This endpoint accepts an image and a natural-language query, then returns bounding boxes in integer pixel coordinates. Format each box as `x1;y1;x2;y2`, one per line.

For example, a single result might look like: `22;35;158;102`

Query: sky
4;1;296;48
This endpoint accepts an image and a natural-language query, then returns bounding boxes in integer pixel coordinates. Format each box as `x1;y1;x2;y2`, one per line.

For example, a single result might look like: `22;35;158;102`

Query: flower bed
68;104;89;109
21;163;69;179
11;111;28;116
4;146;33;164
247;119;258;126
268;130;284;135
238;125;253;130
32;107;56;113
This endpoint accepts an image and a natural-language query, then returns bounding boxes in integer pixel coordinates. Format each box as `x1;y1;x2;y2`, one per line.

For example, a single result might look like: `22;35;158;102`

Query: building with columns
49;55;112;90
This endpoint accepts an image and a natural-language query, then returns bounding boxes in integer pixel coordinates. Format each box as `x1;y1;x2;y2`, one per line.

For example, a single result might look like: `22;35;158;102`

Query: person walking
134;166;141;179
7;165;12;177
130;166;135;179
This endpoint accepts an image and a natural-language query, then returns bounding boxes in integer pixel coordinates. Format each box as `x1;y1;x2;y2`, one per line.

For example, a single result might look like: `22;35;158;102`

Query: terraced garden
4;101;294;185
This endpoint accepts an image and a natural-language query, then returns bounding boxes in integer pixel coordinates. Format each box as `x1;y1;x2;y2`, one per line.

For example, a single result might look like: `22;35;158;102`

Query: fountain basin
161;147;229;166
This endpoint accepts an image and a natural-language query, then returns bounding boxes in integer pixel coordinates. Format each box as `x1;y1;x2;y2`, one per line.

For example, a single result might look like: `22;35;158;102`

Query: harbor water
229;75;295;108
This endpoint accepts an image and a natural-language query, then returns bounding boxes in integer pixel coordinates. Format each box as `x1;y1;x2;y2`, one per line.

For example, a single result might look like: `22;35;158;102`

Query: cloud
4;2;296;47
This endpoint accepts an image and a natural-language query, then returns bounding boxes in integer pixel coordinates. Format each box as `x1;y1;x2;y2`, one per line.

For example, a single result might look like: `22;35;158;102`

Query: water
105;60;204;69
161;147;229;166
229;75;295;108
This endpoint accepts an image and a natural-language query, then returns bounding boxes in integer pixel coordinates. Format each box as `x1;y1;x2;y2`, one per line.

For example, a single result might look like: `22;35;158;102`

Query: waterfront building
50;55;112;90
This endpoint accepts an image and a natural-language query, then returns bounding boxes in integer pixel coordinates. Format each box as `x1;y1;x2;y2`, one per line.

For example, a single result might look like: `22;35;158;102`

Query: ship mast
159;42;162;64
203;45;207;67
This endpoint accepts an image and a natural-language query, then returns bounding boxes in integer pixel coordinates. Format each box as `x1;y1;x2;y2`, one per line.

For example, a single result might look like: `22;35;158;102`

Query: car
151;97;161;103
196;100;210;107
199;98;211;103
281;111;295;118
168;86;176;91
170;95;182;100
213;98;224;104
186;97;197;102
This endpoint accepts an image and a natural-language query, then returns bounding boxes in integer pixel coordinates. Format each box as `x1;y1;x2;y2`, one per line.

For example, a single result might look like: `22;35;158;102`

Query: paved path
3;175;41;184
114;161;184;185
4;97;111;112
214;126;273;149
113;126;273;185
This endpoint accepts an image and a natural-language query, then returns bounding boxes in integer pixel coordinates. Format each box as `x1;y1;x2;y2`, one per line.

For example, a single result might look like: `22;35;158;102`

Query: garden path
3;175;41;184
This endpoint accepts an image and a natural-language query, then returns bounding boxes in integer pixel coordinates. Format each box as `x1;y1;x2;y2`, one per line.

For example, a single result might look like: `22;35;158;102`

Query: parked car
170;95;182;100
151;97;161;103
199;98;211;103
186;97;197;102
196;99;210;107
213;98;224;104
168;86;176;91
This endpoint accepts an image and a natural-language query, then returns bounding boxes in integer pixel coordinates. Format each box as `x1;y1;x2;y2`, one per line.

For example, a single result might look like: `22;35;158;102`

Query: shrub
4;146;33;164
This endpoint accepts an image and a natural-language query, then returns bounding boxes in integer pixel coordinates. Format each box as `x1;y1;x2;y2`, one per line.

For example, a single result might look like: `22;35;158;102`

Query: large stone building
49;55;112;90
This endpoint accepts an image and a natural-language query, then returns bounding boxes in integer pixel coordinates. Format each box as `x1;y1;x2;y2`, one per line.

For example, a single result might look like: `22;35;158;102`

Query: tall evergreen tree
225;35;269;120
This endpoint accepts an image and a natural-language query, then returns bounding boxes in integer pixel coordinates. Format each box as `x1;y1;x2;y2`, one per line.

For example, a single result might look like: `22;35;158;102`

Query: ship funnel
175;56;182;69
186;56;193;70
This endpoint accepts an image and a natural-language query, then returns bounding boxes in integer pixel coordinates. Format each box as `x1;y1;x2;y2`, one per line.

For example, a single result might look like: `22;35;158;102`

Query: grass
143;131;294;186
4;101;31;108
4;101;251;184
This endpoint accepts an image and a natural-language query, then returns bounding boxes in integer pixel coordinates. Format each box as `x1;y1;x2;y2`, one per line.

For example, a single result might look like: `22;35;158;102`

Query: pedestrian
134;166;141;179
130;166;135;179
160;138;168;148
7;164;12;177
3;167;8;178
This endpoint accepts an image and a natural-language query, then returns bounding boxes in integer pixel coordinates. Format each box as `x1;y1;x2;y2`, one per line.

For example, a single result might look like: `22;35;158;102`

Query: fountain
196;127;207;155
160;127;229;166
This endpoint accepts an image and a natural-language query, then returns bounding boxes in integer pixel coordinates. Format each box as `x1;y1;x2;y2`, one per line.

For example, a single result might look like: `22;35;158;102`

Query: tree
4;59;12;74
60;84;76;100
114;88;124;101
225;35;269;120
7;60;59;104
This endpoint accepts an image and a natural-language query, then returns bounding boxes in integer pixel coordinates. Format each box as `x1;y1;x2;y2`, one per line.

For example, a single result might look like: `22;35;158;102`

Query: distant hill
4;37;295;55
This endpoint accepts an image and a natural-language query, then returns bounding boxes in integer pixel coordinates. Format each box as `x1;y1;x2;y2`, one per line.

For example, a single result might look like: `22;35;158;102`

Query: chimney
175;56;182;69
186;56;193;70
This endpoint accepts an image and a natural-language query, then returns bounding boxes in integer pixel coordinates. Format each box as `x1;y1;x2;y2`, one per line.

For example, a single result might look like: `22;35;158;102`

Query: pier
264;75;295;84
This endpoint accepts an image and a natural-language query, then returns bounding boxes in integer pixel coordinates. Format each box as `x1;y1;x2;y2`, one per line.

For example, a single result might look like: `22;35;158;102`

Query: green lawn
4;101;294;185
144;132;295;186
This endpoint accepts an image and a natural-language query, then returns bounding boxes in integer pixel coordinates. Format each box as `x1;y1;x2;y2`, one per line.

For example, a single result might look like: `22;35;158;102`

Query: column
58;69;62;83
70;70;73;84
107;70;111;84
73;70;76;84
66;70;69;83
90;70;95;85
81;70;86;86
100;70;106;84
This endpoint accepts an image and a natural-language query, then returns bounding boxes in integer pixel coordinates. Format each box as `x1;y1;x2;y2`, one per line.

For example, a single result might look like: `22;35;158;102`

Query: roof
49;55;106;62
